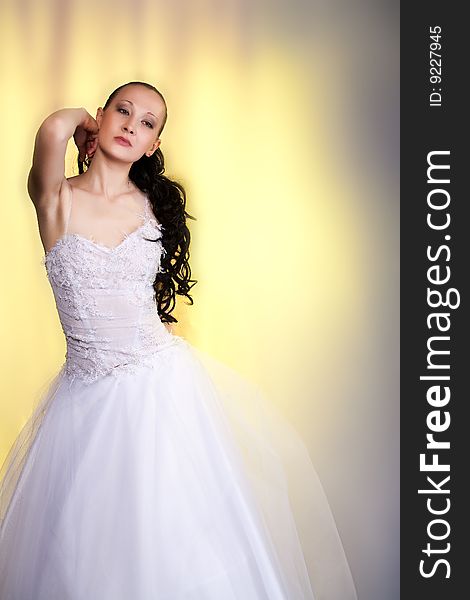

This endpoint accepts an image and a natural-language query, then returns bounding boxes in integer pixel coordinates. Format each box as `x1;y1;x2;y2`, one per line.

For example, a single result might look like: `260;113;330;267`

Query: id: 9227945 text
429;26;442;108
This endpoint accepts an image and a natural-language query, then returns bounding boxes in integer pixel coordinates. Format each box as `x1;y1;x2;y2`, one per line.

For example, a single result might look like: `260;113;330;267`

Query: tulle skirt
0;336;357;599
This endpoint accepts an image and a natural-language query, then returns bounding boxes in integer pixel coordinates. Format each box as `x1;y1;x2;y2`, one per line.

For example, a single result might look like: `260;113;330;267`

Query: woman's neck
79;151;135;198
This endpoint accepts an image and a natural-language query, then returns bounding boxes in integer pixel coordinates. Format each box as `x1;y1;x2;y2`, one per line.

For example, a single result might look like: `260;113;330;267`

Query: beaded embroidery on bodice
42;193;176;384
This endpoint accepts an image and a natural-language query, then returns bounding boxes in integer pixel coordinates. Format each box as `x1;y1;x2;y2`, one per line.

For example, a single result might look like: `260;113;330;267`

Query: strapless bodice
42;209;176;384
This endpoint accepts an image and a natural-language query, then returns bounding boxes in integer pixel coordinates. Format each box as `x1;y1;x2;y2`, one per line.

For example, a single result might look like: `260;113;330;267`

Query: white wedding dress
0;187;357;599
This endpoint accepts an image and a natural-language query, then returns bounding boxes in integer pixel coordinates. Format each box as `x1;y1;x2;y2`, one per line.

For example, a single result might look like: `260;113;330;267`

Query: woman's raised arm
27;108;98;210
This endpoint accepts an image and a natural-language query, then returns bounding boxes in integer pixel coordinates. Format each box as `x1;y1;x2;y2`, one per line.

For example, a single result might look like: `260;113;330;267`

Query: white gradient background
0;1;399;598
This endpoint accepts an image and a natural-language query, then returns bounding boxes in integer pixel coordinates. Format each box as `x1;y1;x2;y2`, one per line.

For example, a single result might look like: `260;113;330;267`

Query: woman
0;81;357;599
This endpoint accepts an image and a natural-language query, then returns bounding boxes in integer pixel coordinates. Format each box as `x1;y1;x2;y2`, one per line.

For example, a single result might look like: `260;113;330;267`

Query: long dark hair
78;81;197;324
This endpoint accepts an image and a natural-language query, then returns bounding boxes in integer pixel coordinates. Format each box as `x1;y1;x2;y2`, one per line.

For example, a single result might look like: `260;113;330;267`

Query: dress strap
143;195;152;220
63;181;74;236
142;196;160;227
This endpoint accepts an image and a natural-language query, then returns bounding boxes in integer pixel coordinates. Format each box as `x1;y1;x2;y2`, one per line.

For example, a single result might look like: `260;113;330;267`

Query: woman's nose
123;121;135;135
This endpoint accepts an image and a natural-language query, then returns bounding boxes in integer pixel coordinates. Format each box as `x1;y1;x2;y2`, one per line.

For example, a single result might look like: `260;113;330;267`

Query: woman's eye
118;107;153;128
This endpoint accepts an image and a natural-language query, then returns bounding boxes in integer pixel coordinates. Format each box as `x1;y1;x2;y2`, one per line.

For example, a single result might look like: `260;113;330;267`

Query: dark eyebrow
119;99;156;118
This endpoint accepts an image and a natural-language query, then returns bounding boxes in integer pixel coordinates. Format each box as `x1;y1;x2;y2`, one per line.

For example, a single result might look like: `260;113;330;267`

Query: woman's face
95;84;166;162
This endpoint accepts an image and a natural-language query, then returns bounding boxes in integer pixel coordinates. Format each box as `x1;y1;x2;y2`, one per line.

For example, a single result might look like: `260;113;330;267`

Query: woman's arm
27;108;98;210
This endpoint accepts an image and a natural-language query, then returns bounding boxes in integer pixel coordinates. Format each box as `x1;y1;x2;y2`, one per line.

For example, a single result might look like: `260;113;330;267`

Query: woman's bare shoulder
64;174;81;191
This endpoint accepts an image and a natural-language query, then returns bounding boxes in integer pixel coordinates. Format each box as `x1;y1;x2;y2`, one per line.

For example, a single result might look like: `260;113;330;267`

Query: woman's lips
114;136;131;146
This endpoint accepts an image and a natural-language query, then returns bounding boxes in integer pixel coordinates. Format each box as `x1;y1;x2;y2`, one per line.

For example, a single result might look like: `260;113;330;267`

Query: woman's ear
147;139;161;156
95;107;104;128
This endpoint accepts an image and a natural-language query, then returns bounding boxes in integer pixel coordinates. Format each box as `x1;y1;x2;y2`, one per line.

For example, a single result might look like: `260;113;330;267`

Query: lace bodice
42;192;177;384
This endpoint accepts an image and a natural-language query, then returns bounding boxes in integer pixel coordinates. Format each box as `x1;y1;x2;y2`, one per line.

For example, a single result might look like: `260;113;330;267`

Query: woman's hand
73;113;99;162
